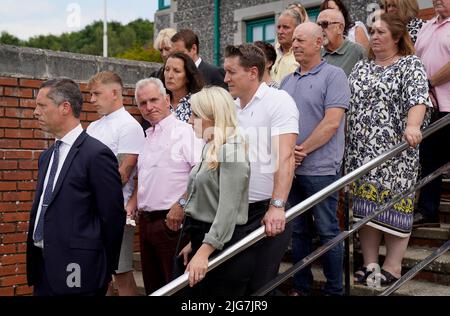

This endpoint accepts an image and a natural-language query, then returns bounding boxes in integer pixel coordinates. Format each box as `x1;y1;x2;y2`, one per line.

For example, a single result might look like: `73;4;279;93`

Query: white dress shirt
33;124;83;248
195;57;202;68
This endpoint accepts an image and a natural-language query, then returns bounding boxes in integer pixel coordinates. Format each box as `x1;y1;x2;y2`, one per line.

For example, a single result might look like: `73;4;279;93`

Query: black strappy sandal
354;266;371;284
380;269;400;286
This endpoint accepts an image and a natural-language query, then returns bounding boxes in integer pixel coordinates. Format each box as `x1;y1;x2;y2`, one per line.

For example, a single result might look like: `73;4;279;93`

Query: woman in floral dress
161;52;204;122
346;13;430;286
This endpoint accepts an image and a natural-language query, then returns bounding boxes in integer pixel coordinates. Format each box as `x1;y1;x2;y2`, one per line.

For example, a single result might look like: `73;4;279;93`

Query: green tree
4;19;161;62
0;31;23;46
117;45;162;63
127;18;154;46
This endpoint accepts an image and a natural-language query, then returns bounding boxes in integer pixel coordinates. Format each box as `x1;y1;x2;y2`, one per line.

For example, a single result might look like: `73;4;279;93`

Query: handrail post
344;190;352;296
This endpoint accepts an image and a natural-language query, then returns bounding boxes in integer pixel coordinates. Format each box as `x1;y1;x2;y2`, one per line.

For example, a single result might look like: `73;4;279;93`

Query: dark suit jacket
198;60;228;90
26;131;125;295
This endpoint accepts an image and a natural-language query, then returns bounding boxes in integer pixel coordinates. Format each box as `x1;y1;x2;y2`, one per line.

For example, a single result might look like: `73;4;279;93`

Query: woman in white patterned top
161;52;204;123
346;13;430;287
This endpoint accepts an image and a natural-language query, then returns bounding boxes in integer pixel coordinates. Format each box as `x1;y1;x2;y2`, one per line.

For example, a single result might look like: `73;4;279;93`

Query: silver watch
178;197;187;207
270;198;286;208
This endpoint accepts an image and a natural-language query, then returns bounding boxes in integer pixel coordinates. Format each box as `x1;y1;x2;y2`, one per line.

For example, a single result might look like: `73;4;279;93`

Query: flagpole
103;0;108;57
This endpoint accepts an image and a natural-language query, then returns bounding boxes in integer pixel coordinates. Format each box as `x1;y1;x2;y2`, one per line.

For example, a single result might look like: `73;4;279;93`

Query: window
158;0;171;10
246;17;276;44
306;7;320;22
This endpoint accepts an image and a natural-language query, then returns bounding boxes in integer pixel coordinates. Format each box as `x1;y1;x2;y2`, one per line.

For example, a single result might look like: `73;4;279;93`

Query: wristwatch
178;197;187;207
270;198;286;208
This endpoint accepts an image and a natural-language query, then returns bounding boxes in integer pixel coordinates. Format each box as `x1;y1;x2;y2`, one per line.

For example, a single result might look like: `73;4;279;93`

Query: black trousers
244;200;292;295
184;217;254;296
184;201;291;296
417;112;450;219
32;246;108;296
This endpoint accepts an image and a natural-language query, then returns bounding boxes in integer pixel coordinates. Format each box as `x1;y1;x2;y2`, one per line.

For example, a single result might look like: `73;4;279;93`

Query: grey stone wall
0;45;161;87
155;13;171;31
175;0;215;64
343;0;382;27
155;0;384;66
220;0;278;64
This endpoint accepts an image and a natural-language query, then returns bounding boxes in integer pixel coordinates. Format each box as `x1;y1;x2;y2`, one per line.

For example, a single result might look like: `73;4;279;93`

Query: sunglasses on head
289;3;304;9
316;21;341;29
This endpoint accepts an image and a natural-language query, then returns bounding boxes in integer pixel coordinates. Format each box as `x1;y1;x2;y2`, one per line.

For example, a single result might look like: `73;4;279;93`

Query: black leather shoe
413;213;440;228
380;269;400;286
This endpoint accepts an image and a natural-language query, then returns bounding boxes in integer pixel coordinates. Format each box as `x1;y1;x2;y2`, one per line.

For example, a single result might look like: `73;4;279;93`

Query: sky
0;0;158;40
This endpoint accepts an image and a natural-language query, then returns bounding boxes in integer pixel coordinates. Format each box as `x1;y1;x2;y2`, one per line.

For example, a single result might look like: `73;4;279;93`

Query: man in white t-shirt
87;71;145;296
224;44;299;294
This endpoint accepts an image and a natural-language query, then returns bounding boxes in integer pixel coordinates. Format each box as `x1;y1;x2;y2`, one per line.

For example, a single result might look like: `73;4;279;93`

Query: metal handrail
254;162;450;296
151;114;450;296
380;239;450;296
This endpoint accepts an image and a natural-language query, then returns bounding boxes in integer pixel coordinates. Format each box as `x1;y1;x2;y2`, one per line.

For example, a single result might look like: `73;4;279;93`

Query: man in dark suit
27;78;125;296
171;29;227;89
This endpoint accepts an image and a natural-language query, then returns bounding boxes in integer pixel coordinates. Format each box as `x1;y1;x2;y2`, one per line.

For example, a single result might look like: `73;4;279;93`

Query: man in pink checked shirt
126;77;203;295
414;0;450;227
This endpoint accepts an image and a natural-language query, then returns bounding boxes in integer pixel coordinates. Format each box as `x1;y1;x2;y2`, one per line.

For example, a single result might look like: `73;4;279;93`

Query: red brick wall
419;7;436;20
0;76;142;296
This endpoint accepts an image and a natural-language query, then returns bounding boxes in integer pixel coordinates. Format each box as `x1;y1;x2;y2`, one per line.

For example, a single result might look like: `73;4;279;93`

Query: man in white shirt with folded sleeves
87;71;145;296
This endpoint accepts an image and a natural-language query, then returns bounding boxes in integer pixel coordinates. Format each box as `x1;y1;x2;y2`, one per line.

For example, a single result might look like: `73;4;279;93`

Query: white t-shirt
87;107;145;204
235;82;299;202
347;21;369;44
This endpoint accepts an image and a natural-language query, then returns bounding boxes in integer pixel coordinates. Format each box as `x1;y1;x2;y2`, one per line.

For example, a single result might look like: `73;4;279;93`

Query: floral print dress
171;93;192;123
346;55;431;237
407;17;425;44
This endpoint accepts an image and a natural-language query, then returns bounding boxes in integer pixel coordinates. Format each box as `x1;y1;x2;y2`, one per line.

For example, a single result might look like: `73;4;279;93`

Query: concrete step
133;252;142;271
382;245;449;273
140;264;450;296
278;263;450;296
410;224;450;247
440;201;450;223
133;270;146;296
132;253;450;296
350;279;450;296
441;201;450;213
442;178;450;192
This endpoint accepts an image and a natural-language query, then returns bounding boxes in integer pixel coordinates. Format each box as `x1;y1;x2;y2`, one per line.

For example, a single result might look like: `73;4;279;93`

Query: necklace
375;52;399;65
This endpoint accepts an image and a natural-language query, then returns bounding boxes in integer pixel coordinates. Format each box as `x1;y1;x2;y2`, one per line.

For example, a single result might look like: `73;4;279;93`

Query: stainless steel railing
151;114;450;296
254;162;449;295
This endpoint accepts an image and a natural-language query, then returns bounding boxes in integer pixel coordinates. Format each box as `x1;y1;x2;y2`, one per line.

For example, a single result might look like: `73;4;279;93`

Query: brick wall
0;45;159;296
418;7;436;20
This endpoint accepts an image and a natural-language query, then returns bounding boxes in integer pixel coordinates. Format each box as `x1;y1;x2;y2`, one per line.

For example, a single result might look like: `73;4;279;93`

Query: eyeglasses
316;21;341;29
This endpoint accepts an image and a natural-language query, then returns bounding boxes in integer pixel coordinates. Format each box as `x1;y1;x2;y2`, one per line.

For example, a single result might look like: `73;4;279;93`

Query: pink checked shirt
415;15;450;112
137;114;203;212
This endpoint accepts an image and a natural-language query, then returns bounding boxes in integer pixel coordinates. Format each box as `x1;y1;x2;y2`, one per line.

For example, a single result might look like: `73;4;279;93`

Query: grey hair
40;78;83;118
153;28;177;51
134;77;167;102
280;8;303;26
